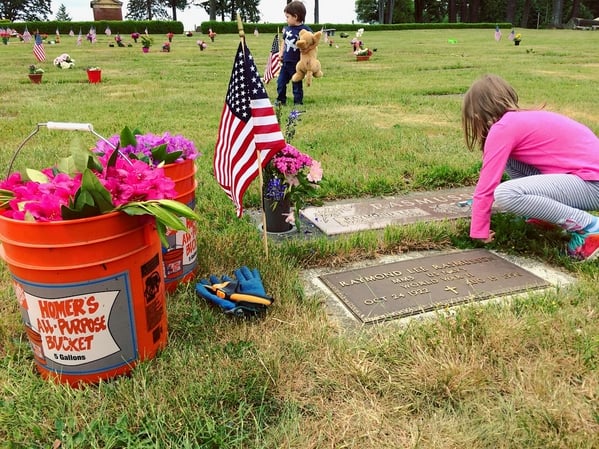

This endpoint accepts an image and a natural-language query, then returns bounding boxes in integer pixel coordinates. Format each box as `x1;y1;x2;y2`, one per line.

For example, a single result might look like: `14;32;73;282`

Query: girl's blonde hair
462;74;520;151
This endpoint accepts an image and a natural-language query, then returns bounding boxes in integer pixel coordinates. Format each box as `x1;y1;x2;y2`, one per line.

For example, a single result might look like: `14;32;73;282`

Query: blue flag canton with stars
225;42;268;122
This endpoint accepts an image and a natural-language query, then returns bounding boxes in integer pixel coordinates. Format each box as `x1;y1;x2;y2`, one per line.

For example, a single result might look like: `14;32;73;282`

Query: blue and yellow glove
195;267;273;317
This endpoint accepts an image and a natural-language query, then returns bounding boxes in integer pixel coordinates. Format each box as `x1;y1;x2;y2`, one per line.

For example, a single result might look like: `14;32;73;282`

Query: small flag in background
77;29;82;46
214;41;286;217
22;27;31;42
508;29;515;40
494;25;502;42
33;33;46;62
263;34;281;84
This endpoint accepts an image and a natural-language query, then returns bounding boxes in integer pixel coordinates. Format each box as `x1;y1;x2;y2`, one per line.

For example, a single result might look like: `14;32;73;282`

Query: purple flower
94;132;200;165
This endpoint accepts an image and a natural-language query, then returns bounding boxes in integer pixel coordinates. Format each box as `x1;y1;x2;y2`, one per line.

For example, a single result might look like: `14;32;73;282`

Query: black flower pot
263;196;293;233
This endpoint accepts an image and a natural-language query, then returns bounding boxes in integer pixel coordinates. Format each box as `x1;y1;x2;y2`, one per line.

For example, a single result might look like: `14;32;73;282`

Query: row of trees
357;0;599;28
3;0;599;28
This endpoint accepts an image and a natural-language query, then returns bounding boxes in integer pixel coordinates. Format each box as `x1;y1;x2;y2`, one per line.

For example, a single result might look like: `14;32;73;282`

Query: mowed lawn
0;27;598;448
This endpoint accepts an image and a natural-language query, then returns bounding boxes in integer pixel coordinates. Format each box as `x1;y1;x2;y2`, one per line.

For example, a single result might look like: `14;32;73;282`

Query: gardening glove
195;274;237;312
195;269;273;317
234;266;270;297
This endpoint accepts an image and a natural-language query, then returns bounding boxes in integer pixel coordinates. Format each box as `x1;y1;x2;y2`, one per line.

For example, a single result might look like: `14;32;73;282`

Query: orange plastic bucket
0;212;167;386
162;159;198;292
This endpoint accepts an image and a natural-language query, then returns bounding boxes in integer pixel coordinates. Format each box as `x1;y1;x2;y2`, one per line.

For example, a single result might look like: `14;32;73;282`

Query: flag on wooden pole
263;33;281;84
214;41;286;217
22;27;31;42
33;33;46;62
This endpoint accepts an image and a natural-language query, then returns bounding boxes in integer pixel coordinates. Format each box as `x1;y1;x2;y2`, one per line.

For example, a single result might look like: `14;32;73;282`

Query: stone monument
90;0;123;21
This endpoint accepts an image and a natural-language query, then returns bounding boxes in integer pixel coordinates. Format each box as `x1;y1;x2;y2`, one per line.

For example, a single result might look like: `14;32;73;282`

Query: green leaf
61;202;101;220
150;199;201;221
143;204;187;231
73;189;95;210
24;168;49;183
80;169;114;213
163;150;183;164
70;146;93;173
150;144;182;164
150;144;168;162
119;126;138;148
155;220;169;247
56;156;77;175
106;144;119;169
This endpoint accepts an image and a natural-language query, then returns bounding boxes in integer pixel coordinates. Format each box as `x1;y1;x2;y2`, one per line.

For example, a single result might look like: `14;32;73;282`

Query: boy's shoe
567;231;599;261
274;100;286;107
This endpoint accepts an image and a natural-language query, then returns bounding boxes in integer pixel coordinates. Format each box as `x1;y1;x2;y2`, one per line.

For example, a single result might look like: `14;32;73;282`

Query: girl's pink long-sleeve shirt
470;110;599;239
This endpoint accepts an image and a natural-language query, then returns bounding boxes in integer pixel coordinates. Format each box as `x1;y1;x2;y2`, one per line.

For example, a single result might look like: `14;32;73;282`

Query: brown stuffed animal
292;29;323;86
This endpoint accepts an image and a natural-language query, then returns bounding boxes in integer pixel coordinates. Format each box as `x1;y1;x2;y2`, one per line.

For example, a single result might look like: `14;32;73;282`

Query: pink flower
0;150;177;222
307;160;323;182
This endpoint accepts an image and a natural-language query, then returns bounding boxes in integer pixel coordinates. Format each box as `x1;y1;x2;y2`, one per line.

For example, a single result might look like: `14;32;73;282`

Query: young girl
462;74;599;260
276;1;312;106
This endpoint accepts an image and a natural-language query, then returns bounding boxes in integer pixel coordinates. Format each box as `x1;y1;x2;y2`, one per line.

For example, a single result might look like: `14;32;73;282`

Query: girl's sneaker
567;231;599;261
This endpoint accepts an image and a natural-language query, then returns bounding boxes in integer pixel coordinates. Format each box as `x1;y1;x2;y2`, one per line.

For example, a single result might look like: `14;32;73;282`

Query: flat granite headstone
301;187;475;235
318;249;551;324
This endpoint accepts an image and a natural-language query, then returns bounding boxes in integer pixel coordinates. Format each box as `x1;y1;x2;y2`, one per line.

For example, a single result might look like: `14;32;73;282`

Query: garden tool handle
206;282;273;306
7;122;127;177
46;122;94;132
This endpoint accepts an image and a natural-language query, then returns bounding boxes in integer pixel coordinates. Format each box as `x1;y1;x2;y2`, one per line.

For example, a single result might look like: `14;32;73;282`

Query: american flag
263;34;281;84
214;41;286;217
494;25;502;42
22;27;31;42
33;33;46;62
508;29;515;41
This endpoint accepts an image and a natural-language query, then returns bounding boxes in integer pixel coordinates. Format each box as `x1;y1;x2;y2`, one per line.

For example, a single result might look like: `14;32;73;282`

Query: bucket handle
7;122;132;177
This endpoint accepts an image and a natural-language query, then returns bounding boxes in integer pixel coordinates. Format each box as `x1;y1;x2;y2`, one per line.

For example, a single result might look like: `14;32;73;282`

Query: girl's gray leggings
493;158;599;232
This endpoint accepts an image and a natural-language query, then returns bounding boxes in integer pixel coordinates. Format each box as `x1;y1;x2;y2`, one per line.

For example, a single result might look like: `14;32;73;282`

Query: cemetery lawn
1;28;598;448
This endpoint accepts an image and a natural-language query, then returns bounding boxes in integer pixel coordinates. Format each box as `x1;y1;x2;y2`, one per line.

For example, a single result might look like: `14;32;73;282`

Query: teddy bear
291;29;323;86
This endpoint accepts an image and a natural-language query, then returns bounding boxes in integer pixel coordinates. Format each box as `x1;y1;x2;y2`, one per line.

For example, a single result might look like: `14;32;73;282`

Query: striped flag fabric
214;41;286;217
77;29;82;46
263;34;281;84
494;25;502;41
22;27;31;42
508;29;515;40
33;33;46;62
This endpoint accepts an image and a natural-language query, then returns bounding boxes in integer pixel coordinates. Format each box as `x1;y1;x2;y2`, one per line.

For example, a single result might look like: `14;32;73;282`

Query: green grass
1;28;599;448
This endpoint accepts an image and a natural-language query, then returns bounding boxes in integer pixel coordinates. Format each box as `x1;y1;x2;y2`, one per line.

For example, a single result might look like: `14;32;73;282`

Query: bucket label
163;201;198;285
14;272;138;375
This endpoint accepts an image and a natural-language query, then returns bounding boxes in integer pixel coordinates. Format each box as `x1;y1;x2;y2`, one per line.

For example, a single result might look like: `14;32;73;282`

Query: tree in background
55;3;71;21
357;0;413;23
126;0;169;20
166;0;191;21
0;0;51;21
355;0;599;28
198;0;260;22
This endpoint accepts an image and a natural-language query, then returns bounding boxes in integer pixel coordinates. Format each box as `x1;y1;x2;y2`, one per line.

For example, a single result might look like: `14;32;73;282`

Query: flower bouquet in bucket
0;144;198;246
91;126;201;290
0;122;200;385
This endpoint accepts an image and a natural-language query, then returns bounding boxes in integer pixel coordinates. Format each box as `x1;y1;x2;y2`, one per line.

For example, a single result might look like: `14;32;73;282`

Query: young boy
276;1;312;106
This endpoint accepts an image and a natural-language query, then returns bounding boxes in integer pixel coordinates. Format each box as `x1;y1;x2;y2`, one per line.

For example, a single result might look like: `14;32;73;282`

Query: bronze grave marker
319;249;550;324
301;187;475;236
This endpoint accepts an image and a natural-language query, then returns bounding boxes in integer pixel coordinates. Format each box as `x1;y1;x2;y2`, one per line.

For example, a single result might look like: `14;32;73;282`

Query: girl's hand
477;230;495;243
